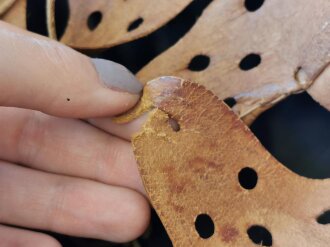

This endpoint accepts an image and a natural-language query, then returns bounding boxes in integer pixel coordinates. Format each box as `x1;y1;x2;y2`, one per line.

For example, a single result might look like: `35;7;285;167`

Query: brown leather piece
137;0;330;123
132;77;330;246
48;0;191;49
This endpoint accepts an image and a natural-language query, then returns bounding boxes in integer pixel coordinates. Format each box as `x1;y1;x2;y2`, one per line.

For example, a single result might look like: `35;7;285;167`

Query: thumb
0;21;142;118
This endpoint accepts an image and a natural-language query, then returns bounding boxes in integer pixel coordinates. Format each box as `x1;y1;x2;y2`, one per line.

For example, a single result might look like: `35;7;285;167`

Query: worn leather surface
132;76;330;246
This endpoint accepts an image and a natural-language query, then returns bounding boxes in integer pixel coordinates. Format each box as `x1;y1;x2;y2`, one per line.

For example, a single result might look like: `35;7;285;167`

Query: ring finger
0;160;150;243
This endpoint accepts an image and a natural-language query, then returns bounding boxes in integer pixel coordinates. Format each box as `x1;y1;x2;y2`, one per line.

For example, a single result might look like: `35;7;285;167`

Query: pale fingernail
92;58;143;94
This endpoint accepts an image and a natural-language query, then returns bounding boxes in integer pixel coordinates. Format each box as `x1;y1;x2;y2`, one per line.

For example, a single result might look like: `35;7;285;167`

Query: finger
0;161;150;243
0;107;145;194
0;224;61;247
89;113;148;141
0;21;142;118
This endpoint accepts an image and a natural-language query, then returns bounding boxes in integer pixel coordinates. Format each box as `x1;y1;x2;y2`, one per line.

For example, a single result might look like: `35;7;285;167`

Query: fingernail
92;58;143;94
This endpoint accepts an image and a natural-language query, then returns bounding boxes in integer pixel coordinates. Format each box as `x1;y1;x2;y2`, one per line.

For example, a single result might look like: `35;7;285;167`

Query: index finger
0;21;142;118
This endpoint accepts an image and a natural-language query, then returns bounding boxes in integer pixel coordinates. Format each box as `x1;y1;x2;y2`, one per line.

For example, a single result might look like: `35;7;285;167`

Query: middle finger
0;107;144;194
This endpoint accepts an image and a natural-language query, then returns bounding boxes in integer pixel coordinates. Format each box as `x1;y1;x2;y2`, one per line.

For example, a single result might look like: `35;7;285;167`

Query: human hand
0;21;150;246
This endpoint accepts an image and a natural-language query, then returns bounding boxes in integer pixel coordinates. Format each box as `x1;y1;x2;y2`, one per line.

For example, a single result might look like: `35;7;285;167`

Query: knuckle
16;111;45;164
115;192;151;242
44;178;70;233
95;141;122;182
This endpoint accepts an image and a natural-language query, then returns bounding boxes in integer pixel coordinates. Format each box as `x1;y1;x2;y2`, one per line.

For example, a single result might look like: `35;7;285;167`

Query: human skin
0;21;149;246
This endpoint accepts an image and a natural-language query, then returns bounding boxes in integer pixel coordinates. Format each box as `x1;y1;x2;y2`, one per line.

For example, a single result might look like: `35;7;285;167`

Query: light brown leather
137;0;330;124
47;0;191;49
132;76;330;247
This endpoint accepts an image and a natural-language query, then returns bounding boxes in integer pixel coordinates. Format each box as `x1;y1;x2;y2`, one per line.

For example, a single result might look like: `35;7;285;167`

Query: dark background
25;0;330;246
